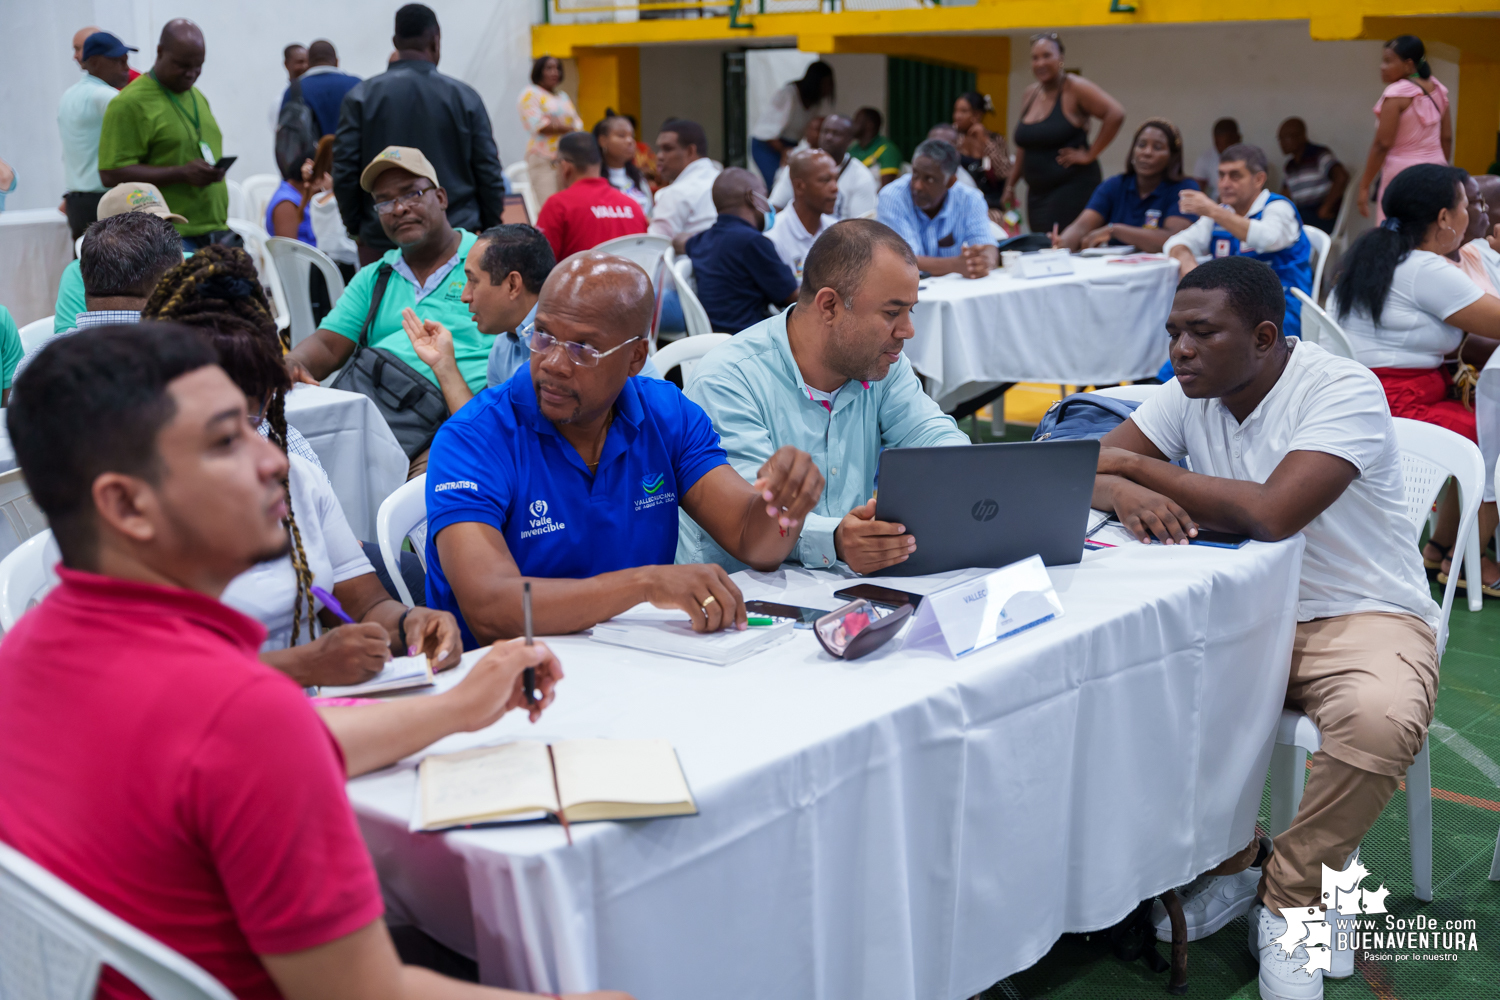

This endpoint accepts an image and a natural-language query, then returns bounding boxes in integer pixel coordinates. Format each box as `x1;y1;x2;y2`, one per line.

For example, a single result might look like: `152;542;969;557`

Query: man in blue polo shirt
876;139;997;279
686;167;797;333
424;251;826;646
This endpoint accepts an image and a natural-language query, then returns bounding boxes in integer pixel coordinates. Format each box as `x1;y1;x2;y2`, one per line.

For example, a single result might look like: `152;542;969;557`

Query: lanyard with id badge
153;71;214;165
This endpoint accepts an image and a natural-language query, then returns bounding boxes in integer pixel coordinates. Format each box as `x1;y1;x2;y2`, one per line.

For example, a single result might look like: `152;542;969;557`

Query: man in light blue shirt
680;218;969;575
58;32;134;239
876;138;997;280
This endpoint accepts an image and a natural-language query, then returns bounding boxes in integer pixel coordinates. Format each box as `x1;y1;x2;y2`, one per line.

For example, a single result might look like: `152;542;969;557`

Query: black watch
397;608;412;652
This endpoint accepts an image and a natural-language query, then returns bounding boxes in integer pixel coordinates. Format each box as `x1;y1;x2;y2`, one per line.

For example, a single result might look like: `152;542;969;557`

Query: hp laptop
872;440;1100;577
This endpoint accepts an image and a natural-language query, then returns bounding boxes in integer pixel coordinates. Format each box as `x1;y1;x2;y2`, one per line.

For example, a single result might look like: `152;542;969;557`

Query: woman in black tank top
1009;33;1125;235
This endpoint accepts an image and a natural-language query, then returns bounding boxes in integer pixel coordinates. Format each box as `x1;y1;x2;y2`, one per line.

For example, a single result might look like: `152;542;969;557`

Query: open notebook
591;606;793;665
319;653;434;697
415;738;698;831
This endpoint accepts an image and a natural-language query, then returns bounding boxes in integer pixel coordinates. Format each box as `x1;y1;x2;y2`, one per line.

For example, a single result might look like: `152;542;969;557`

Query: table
907;256;1179;414
0;209;74;326
347;537;1304;999
284;384;407;539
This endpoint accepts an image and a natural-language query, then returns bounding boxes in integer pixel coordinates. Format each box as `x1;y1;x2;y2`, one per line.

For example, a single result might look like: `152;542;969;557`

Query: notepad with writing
319;653;434;697
591;606;793;665
415;738;698;831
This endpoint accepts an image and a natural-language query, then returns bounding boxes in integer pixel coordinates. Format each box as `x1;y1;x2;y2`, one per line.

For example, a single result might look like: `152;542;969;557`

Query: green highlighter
746;615;776;627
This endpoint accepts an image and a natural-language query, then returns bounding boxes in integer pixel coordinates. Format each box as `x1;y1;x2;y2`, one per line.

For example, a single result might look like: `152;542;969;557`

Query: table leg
947;382;1015;424
1161;888;1189;995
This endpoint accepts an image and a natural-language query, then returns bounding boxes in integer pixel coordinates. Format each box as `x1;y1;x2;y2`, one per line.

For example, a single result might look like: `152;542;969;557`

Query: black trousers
63;191;105;242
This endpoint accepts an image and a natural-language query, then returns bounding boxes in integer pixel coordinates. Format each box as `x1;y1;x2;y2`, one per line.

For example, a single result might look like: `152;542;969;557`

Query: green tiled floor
967;421;1500;1000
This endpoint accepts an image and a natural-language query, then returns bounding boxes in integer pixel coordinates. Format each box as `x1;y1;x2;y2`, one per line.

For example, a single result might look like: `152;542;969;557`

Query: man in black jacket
333;4;505;264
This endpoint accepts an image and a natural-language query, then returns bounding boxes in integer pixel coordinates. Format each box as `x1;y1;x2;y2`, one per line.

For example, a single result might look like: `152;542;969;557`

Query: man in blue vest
1165;143;1311;341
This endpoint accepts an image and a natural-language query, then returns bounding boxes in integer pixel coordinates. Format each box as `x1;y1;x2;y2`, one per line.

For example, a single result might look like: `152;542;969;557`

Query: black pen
523;581;538;705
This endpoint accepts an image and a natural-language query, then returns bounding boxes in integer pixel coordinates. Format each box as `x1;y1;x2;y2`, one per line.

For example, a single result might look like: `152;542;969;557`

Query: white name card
903;555;1064;658
1019;249;1076;279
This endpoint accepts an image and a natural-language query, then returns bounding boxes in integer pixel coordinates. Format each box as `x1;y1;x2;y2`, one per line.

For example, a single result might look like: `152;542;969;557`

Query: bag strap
357;264;395;349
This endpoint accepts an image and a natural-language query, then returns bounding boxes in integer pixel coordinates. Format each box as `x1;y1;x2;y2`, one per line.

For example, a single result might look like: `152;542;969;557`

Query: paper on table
418;741;559;830
552;739;696;819
319;653;434;697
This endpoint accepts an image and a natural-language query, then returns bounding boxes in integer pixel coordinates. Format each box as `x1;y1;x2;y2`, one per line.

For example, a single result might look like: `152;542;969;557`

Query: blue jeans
750;138;782;189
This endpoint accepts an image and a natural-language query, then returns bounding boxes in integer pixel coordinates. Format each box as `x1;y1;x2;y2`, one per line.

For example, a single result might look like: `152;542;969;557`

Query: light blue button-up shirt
678;307;968;571
58;72;117;194
876;174;995;259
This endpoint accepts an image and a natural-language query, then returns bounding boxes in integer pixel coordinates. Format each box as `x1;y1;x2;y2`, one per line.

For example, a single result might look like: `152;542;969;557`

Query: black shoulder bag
330;263;450;458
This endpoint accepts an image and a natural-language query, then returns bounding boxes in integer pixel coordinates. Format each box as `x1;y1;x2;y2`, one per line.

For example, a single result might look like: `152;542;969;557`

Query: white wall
0;0;543;212
1004;21;1458;194
640;45;724;160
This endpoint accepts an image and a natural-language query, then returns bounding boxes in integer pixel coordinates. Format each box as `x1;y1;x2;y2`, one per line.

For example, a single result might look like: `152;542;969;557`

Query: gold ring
702;595;717;607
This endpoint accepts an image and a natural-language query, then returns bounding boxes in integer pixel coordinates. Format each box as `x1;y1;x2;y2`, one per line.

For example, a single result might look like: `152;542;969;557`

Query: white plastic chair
1268;419;1483;903
1303;225;1331;303
0;840;235;1000
0;467;48;565
503;161;539;224
376;474;427;607
0;531;61;632
73;234;84;259
673;254;697;293
225;219;291;333
655;333;730;388
265;238;345;349
240;173;282;227
225;179;247;223
17;317;55;354
594;233;671;277
1292;288;1357;361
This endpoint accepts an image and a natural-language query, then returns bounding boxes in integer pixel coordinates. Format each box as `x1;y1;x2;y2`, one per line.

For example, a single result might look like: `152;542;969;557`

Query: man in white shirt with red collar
1092;257;1438;1000
766;148;839;284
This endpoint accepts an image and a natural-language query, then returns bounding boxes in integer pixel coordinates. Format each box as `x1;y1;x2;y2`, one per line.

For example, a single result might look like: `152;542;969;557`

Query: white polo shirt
768;154;879;220
647;157;722;240
766;207;838;284
1130;339;1438;631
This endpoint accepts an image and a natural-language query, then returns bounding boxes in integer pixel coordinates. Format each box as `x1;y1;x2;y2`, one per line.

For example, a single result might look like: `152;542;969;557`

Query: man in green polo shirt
286;146;486;476
849;107;902;189
98;19;229;248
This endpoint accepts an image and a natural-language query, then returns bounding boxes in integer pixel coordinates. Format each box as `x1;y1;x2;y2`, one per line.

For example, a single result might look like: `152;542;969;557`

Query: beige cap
360;145;441;192
97;182;188;224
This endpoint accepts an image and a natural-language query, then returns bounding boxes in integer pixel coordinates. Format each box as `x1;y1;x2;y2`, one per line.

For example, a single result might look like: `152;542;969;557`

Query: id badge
1214;238;1231;258
199;141;213;163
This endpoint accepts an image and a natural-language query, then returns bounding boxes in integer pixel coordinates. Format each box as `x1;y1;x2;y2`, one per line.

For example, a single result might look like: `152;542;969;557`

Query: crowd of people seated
6;13;1500;1000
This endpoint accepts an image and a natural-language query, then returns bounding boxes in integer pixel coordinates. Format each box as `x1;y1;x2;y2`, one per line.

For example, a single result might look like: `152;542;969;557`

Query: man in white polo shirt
766;149;839;284
1091;257;1438;1000
649;118;720;245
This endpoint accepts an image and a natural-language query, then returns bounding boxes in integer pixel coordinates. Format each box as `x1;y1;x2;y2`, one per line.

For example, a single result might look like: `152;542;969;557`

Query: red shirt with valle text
0;567;385;999
536;175;648;260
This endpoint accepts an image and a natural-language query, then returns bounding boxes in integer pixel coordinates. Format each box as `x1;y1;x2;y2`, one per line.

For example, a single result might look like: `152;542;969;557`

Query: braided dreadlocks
142;246;318;644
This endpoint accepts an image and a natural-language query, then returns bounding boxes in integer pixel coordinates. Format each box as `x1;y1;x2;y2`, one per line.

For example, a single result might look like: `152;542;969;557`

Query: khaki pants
1214;612;1438;910
526;151;559;211
407;448;429;481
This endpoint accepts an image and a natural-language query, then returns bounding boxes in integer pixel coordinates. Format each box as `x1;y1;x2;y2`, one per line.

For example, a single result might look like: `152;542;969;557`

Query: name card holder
1019;249;1076;279
903;555;1064;658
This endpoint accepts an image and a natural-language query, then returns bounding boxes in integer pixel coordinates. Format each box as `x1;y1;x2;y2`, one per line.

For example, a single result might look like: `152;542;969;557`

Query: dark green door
887;57;976;162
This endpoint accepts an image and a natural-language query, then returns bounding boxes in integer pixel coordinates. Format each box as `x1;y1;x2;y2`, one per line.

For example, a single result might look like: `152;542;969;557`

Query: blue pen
310;585;356;625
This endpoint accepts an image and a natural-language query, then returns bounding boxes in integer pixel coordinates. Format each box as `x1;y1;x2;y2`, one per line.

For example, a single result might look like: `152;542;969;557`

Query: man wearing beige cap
51;181;187;333
285;146;486;476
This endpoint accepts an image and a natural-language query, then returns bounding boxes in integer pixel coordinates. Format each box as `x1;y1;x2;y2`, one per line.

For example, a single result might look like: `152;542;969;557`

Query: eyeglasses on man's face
374;184;435;216
528;328;643;368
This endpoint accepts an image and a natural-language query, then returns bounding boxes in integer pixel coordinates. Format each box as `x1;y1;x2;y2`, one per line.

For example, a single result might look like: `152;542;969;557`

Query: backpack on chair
1031;392;1144;442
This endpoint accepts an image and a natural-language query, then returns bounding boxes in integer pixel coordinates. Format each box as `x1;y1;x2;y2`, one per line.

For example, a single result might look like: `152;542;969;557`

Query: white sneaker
1249;903;1324;1000
1152;838;1269;942
1326;908;1355;979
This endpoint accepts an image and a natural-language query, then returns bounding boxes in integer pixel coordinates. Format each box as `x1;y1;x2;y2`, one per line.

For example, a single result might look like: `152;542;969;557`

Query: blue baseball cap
81;32;137;61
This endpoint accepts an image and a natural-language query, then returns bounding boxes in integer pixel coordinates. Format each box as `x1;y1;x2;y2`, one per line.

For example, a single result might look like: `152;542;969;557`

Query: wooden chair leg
1161;889;1189;995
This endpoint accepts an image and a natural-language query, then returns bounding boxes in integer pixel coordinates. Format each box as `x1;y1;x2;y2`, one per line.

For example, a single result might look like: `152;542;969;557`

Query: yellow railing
547;0;944;19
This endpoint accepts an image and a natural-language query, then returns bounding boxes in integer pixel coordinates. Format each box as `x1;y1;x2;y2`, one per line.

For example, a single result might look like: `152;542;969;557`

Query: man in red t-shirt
0;324;627;1000
535;131;648;260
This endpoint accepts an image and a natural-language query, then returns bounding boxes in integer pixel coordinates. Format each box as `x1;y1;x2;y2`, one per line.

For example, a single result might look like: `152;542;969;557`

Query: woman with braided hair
142;246;462;685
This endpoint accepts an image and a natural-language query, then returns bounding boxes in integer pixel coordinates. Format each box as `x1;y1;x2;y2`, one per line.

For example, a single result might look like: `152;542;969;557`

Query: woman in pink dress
1357;35;1452;221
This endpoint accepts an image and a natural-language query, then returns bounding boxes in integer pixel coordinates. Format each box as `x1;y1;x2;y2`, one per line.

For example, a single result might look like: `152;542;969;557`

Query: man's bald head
789;150;839;217
539;251;655;342
819;115;854;162
789;149;835;184
712;167;763;212
73;26;102;65
154;19;204;92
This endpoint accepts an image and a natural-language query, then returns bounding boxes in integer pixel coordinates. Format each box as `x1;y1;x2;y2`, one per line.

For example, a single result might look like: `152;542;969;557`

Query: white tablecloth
347;537;1303;999
0;209;74;326
907;256;1179;410
284;384;407;539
